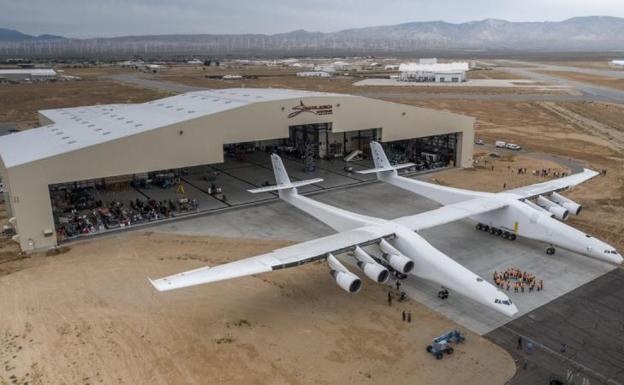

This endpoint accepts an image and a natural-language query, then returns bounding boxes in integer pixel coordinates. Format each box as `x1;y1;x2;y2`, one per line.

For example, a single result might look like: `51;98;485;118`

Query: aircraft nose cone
507;304;519;317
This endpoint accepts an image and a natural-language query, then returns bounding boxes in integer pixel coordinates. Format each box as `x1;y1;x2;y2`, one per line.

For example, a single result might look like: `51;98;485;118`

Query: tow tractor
426;330;466;360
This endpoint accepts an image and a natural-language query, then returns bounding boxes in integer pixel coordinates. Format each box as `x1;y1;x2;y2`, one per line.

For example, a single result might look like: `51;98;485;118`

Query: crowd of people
493;268;543;293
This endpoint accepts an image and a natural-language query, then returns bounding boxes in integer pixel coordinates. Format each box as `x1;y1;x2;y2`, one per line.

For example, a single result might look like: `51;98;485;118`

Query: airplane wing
394;197;508;231
149;226;394;291
506;168;599;199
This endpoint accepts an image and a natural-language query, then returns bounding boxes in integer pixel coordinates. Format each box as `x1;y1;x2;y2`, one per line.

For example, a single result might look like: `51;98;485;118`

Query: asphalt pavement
487;268;624;385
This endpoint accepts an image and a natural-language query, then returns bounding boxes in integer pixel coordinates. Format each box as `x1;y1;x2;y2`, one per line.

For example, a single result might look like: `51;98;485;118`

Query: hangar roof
0;88;349;169
0;69;57;77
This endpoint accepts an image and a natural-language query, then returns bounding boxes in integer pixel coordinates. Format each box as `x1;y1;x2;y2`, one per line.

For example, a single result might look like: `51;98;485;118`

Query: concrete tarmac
487;268;624;385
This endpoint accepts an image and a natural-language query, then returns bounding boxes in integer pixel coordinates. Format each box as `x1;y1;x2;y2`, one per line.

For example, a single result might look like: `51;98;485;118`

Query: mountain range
2;17;624;57
0;28;65;42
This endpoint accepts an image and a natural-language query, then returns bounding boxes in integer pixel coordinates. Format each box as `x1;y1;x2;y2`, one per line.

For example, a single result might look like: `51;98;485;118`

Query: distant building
314;65;336;73
296;71;331;78
398;60;469;83
332;61;362;71
610;60;624;67
0;68;57;83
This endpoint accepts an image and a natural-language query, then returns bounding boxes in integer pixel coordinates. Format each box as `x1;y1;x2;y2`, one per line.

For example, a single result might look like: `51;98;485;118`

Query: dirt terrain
467;69;526;80
0;233;515;385
0;79;172;129
537;70;624;91
91;64;562;95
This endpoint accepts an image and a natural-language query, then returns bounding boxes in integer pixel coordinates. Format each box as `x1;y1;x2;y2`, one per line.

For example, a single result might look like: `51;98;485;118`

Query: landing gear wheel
446;347;454;354
546;247;556;255
476;223;483;231
483;225;490;232
502;232;510;239
426;345;433;353
496;229;503;236
509;234;517;241
489;227;497;235
435;352;443;360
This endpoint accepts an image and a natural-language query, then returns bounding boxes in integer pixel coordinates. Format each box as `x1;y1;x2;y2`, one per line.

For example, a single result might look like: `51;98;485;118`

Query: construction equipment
426;330;466;360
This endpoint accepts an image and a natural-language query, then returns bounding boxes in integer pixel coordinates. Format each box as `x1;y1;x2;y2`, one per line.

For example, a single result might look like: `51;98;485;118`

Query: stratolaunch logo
288;100;333;118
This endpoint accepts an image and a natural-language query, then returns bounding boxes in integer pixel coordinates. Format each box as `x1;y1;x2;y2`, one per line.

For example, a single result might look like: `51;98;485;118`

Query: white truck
495;141;506;148
505;143;521;151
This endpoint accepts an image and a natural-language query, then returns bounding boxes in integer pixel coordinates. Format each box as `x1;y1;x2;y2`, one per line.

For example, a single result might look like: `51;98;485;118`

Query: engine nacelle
327;254;362;293
331;270;362;293
379;240;414;274
358;261;390;283
353;246;389;283
550;192;582;215
537;195;569;221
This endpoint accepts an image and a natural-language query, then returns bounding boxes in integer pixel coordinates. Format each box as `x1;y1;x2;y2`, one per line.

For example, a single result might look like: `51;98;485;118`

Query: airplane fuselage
471;195;622;264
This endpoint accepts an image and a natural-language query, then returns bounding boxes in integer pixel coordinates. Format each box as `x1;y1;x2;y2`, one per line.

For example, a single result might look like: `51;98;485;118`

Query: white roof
399;62;469;73
0;88;349;169
0;69;57;77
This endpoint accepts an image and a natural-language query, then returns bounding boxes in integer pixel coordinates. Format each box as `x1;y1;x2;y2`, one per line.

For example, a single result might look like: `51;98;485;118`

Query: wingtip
147;277;163;291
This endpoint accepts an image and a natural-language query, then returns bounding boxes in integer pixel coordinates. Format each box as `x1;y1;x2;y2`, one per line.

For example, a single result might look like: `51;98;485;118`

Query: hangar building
0;88;475;251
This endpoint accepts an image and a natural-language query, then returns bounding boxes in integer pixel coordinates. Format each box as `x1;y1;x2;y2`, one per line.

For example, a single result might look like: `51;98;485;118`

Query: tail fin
357;141;414;175
248;154;323;195
271;153;291;186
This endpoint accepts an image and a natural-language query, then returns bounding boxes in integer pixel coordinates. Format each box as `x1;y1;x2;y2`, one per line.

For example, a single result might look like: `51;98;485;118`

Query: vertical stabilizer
271;154;291;186
370;141;391;169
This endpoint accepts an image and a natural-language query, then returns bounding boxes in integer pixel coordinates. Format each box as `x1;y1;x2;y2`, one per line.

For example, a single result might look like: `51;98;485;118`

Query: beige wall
6;95;474;251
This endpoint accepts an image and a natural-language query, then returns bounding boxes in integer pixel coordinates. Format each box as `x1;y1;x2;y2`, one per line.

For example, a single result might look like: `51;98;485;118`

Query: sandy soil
536;60;624;71
0;232;516;385
0;79;172;129
427;154;568;193
467;69;527;80
537;70;624;91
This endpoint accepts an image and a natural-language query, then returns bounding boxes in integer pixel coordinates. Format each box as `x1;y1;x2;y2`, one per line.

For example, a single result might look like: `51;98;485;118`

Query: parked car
495;140;506;148
475;139;484;145
505;143;521;151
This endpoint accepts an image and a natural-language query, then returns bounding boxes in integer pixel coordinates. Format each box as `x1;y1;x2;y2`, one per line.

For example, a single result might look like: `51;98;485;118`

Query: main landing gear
546;246;556;255
476;223;517;241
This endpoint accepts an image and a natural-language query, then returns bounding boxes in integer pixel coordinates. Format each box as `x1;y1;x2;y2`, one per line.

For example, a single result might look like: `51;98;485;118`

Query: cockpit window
495;299;512;305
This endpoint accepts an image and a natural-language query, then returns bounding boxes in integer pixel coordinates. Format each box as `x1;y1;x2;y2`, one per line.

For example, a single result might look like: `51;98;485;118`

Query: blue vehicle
426;330;466;360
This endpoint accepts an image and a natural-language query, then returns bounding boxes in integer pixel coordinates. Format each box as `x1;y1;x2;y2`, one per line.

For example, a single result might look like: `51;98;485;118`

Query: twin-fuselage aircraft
150;142;621;317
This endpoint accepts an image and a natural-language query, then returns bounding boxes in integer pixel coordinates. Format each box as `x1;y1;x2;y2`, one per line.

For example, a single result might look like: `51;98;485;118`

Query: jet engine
537;195;569;221
379;239;415;274
327;254;362;293
353;246;390;283
549;192;582;215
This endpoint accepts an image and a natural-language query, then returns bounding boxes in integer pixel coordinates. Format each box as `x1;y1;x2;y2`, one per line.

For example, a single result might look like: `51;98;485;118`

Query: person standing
387;291;392;306
517;336;523;350
407;312;412;323
402;310;406;322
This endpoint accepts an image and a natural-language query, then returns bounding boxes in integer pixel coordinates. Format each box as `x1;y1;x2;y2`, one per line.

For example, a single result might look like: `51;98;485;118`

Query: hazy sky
2;0;624;38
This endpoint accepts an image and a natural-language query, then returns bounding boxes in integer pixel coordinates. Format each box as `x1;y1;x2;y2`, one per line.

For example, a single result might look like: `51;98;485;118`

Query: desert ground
537;70;624;91
0;233;515;385
1;58;624;384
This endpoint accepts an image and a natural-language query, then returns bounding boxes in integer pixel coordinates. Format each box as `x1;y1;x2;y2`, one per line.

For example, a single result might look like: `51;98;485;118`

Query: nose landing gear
546;246;556;255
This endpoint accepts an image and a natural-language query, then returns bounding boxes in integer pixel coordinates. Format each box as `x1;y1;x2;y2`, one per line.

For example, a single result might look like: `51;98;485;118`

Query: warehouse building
399;59;469;83
0;68;57;83
0;88;475;251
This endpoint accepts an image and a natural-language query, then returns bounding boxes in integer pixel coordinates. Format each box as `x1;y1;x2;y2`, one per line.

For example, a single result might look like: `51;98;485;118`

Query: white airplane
150;153;520;317
361;141;622;265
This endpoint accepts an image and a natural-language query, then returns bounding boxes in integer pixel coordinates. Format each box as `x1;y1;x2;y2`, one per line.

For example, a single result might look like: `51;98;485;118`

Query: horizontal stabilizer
356;163;415;175
248;178;323;193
